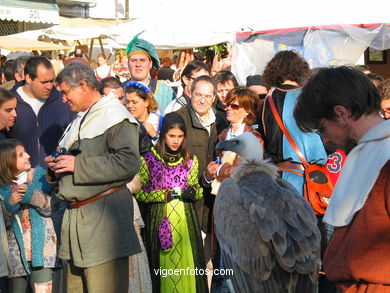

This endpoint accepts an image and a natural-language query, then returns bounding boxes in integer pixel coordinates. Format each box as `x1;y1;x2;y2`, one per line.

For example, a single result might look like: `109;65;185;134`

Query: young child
135;112;208;293
0;140;56;293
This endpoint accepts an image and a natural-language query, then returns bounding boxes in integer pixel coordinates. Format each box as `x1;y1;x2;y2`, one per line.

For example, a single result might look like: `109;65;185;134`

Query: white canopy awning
0;0;60;24
0;36;69;52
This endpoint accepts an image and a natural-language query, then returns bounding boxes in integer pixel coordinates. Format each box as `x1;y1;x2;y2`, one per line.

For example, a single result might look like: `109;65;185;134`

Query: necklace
166;152;180;163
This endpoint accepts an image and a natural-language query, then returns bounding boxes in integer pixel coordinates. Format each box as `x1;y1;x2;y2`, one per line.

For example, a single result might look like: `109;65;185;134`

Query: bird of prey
214;132;321;293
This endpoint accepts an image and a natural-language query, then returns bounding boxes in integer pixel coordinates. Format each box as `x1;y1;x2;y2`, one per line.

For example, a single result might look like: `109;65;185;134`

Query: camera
52;147;81;159
172;186;182;198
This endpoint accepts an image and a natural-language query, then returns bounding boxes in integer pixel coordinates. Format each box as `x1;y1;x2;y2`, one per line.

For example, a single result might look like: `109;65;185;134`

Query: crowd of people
0;36;389;293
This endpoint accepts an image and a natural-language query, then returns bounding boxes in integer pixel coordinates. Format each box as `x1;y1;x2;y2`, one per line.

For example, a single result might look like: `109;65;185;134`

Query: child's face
15;145;31;173
165;127;184;152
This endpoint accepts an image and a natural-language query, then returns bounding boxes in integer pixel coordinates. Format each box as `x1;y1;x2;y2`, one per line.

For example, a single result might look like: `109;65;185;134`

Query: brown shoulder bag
268;95;333;215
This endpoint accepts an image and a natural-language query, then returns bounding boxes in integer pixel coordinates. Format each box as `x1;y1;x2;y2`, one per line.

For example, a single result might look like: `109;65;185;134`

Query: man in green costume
45;61;141;293
126;35;176;112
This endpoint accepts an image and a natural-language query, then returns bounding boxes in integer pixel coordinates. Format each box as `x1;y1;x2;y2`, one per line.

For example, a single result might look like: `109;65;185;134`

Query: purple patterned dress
135;148;208;293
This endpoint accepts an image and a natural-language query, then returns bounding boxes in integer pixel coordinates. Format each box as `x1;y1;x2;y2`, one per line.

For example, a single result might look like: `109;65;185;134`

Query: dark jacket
214;100;229;135
138;120;152;155
0;130;10;141
11;81;75;167
176;104;218;179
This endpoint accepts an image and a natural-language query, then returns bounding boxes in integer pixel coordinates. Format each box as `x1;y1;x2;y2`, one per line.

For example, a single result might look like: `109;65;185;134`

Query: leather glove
181;187;196;202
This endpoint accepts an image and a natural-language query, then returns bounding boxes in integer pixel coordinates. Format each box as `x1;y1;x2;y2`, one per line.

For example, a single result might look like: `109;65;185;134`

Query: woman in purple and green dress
135;112;208;293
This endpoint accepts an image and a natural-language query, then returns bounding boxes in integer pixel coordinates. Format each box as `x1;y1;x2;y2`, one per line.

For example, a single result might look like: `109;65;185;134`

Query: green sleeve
188;156;203;200
134;156;168;203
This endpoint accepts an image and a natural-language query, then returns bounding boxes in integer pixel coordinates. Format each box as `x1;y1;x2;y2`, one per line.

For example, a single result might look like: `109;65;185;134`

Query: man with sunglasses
45;61;141;293
294;66;390;292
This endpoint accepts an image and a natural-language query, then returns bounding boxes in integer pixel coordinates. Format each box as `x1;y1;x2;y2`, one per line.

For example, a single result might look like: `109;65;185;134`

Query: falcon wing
214;172;320;292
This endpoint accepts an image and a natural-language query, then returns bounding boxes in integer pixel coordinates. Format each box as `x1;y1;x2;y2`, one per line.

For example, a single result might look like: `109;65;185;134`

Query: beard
342;137;357;155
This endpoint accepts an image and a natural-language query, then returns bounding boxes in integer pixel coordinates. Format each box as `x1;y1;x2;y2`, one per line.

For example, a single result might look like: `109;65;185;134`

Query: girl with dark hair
134;112;207;293
0;140;56;292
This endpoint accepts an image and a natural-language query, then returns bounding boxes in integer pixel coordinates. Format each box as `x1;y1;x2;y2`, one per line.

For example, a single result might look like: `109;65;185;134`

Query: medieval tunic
54;94;141;268
324;161;390;292
323;120;390;292
135;148;208;293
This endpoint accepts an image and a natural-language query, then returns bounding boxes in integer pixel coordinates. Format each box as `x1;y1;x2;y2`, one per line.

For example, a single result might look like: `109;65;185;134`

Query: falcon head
216;132;264;163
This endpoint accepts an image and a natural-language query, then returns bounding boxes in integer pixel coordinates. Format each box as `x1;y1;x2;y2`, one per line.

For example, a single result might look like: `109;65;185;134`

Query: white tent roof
106;16;236;50
3;0;390;51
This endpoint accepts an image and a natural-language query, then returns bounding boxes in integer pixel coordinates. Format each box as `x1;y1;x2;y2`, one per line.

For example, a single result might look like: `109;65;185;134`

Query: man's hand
9;184;27;205
205;161;220;179
44;155;56;172
53;155;75;173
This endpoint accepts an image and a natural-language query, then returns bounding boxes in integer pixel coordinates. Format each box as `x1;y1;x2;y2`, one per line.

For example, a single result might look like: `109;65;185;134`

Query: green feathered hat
126;32;160;69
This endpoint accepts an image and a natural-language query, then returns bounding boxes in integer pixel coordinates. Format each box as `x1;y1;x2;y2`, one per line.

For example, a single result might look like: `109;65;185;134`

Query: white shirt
17;87;45;116
195;108;216;135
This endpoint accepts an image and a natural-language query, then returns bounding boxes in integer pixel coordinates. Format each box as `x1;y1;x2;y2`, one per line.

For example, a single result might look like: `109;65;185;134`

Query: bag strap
268;95;309;168
261;95;269;137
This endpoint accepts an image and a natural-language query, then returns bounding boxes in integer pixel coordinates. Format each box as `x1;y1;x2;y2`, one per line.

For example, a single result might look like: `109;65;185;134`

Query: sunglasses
227;103;241;110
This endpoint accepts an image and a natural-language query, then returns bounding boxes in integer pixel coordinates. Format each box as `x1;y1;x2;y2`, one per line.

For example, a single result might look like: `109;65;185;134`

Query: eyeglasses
192;92;214;101
227;103;241;110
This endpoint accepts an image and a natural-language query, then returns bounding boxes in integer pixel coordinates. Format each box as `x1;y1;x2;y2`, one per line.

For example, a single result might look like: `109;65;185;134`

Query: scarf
324;119;390;227
0;166;52;272
59;93;139;150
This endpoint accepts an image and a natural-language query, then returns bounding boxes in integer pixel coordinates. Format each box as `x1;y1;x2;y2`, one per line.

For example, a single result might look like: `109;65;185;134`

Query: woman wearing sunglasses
205;86;263;195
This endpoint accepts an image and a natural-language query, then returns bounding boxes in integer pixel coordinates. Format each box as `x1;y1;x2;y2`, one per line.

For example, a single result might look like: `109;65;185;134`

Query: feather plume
126;31;144;54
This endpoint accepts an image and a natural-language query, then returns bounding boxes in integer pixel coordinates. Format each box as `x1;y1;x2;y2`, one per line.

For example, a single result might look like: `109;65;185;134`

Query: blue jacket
11;81;75;167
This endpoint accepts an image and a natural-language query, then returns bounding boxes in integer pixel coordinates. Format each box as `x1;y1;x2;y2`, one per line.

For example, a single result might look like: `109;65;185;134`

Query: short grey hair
56;61;99;90
190;75;217;95
14;56;30;76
